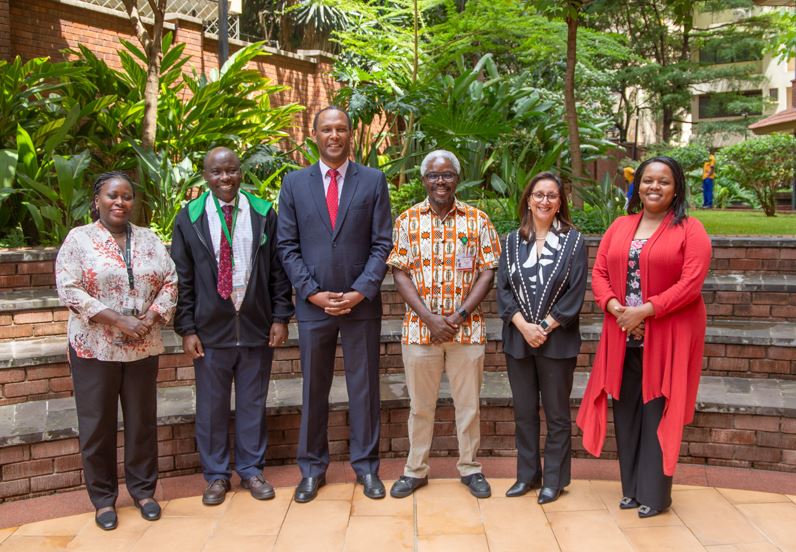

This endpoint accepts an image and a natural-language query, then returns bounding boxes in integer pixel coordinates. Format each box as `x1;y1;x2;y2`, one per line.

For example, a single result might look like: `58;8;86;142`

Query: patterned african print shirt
387;198;500;345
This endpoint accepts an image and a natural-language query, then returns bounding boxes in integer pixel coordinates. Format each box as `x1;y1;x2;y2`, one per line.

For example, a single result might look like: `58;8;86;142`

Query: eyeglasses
531;192;560;202
424;172;458;183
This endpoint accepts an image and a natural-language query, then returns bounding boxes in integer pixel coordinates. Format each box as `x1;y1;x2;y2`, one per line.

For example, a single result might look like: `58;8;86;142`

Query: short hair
312;106;352;130
420;150;461;177
627;156;689;226
203;146;239;169
90;172;135;222
517;172;574;240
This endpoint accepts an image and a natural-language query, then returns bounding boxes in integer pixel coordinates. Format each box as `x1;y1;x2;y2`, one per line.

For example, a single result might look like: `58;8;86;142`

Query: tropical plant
717;133;796;216
574;173;626;231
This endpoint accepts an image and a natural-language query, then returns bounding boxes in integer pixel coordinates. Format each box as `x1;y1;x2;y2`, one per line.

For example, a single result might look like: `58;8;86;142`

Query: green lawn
690;209;796;235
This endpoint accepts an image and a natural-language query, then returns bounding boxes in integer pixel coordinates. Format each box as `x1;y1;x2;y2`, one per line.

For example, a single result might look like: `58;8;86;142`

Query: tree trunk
564;7;585;197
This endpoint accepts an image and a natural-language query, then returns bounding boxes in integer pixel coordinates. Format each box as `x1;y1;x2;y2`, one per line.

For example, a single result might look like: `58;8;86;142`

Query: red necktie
326;168;339;229
217;204;233;299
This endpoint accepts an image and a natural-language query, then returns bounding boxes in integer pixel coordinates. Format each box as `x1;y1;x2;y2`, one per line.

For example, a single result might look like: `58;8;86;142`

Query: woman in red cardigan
576;156;711;518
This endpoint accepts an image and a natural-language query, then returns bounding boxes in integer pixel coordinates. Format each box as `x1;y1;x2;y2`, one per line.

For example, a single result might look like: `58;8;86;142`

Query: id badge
120;295;141;317
456;244;475;272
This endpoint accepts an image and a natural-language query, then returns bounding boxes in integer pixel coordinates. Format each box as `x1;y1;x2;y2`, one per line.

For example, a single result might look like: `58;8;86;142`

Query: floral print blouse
625;238;647;347
56;221;177;361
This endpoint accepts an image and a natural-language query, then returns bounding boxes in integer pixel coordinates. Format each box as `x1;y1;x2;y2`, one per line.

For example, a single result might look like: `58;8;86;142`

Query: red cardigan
576;212;712;476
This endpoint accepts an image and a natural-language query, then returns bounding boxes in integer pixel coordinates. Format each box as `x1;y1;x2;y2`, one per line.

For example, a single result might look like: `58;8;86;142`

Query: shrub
718;134;796;216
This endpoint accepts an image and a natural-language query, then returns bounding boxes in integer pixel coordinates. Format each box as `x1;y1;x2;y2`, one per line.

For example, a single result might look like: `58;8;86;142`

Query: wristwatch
540;319;550;333
457;307;468;320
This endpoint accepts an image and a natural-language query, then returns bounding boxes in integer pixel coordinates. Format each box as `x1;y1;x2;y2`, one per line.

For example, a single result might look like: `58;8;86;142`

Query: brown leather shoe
241;474;275;500
202;479;231;506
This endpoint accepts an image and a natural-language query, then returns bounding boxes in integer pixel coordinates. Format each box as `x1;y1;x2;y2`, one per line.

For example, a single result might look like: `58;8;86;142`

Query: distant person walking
702;154;716;208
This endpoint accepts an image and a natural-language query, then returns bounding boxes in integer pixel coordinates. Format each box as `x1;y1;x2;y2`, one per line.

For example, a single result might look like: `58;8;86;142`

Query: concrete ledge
1;372;795;448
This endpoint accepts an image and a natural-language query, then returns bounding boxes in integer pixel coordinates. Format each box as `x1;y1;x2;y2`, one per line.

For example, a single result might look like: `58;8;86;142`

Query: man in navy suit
277;107;392;502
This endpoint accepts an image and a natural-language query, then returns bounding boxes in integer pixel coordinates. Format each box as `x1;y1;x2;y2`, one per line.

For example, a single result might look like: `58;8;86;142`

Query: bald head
203;147;241;203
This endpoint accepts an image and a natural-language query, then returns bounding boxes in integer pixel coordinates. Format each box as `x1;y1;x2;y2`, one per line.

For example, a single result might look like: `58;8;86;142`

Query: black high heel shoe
537;486;561;505
505;479;540;498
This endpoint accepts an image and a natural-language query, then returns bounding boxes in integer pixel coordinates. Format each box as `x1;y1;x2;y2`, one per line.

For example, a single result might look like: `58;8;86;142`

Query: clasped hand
607;299;648;339
309;290;365;316
427;313;460;344
519;320;548;348
116;310;160;340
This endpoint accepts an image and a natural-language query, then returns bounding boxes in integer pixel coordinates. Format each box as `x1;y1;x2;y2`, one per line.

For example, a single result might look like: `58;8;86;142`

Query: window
699;40;763;65
698;90;763;119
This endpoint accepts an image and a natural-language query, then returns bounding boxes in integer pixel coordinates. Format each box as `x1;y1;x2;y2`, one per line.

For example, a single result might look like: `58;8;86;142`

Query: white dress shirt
319;159;349;201
206;192;253;310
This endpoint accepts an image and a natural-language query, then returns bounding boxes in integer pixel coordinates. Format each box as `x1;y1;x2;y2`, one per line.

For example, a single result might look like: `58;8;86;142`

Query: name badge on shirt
456;236;475;272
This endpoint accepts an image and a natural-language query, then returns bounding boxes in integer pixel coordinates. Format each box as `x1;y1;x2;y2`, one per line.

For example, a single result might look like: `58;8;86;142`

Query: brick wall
1;405;795;502
5;0;339;142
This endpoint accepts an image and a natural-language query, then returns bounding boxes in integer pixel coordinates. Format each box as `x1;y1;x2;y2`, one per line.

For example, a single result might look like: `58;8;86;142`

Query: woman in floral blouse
56;172;177;531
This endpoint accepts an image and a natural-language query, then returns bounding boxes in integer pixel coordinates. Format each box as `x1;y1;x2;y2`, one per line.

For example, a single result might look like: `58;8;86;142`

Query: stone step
0;318;794;406
2;271;795;342
0;372;793;501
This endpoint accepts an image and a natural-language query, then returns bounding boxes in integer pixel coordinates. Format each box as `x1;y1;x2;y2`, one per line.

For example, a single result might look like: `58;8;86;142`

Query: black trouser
506;354;575;490
612;347;673;510
69;345;159;509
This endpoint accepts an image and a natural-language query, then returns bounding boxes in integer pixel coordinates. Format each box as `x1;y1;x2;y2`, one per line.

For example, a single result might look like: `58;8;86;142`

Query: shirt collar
206;191;246;211
419;197;466;217
319;159;350;182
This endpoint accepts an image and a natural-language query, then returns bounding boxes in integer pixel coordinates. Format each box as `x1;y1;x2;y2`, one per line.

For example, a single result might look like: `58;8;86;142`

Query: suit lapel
332;162;360;240
309;163;333;235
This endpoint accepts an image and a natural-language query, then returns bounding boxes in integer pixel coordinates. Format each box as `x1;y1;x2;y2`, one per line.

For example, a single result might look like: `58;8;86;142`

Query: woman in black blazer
497;172;588;504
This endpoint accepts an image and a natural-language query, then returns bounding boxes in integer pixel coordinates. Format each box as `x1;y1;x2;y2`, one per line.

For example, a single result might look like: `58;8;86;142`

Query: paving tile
273;499;350;552
0;528;15;545
0;535;75;551
734;502;796;552
350;482;413;518
717;488;790;504
486;477;520;497
480;496;559;551
415;480;483;536
704;544;781;552
343;515;413;552
547;510;634;552
213;492;291;537
14;512;92;536
65;507;154;551
670;488;768;546
790;495;796;505
589;479;683;528
416;533;490;552
318;482;355;501
203;534;277;552
128;517;217;552
539;480;606;513
621;526;707;551
161;494;232;518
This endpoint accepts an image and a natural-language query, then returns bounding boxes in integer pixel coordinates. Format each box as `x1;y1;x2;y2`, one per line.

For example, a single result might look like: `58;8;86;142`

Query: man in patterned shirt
387;150;501;499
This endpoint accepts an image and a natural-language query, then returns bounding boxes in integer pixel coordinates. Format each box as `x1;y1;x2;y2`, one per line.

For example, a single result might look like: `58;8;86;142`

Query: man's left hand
268;323;289;348
324;291;365;316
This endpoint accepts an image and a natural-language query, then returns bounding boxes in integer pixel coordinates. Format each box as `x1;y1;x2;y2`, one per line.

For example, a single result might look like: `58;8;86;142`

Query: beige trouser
402;342;486;478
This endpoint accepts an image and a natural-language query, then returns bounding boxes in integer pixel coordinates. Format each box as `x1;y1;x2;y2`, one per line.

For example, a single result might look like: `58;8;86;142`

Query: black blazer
276;161;392;322
171;191;294;348
497;228;588;359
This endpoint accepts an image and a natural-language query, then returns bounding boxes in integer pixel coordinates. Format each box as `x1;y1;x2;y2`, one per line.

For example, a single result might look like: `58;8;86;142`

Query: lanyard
211;193;239;266
122;224;134;291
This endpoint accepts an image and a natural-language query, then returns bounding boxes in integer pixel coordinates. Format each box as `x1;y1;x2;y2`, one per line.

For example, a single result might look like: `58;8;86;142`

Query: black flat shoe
356;473;386;499
505;480;540;498
390;475;428;498
638;505;666;518
95;508;118;531
294;475;326;503
619;496;640;510
537;486;561;505
135;498;161;521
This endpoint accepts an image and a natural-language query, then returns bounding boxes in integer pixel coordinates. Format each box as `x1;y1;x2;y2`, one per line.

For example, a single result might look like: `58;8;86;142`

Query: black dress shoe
390;475;428;498
638;505;666;518
95;508;118;531
134;498;161;521
537;486;561;505
294;475;326;503
505;479;540;498
461;473;491;498
202;479;231;506
356;473;386;499
619;496;640;510
242;474;276;500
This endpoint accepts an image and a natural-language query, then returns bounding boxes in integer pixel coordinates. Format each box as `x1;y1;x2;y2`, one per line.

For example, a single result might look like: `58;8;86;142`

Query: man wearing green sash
172;147;293;506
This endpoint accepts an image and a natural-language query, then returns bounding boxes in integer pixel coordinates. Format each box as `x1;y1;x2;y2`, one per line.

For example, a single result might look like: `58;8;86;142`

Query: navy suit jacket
277;161;392;322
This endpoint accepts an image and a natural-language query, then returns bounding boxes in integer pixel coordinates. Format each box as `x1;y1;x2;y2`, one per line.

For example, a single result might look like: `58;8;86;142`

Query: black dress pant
506;354;575;489
69;345;159;509
613;347;673;510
